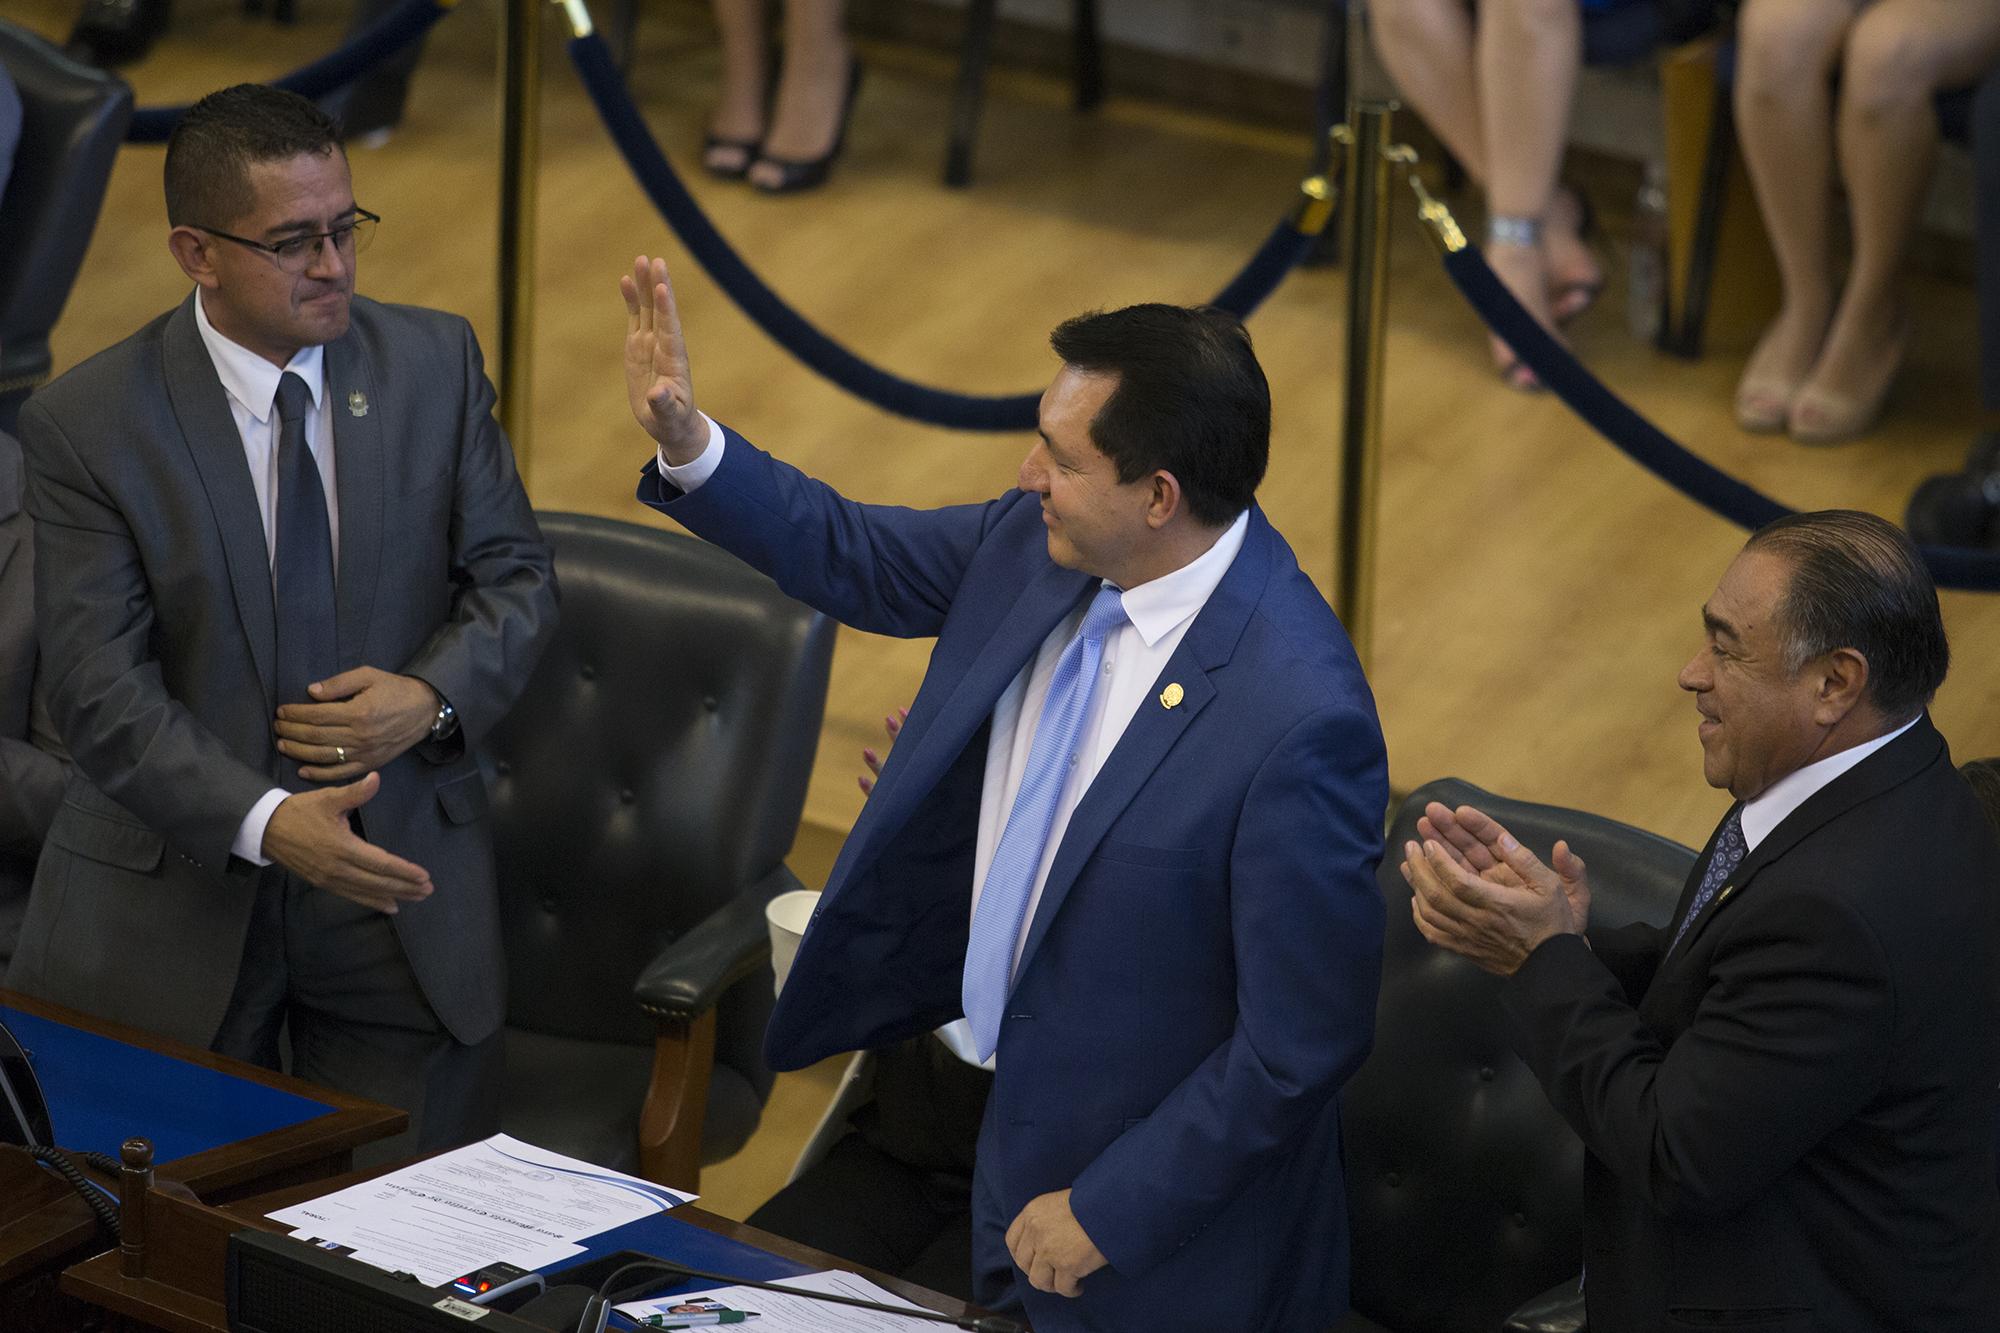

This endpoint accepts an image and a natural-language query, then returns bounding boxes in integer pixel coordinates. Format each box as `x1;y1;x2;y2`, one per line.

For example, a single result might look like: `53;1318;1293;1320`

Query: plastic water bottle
1629;161;1668;344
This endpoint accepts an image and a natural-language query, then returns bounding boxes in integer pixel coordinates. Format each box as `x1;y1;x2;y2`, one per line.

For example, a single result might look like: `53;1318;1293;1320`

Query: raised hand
1400;803;1591;975
262;773;434;915
618;254;707;463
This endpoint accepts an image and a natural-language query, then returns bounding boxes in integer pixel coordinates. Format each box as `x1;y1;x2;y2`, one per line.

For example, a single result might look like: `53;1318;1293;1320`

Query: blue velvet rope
1439;243;2000;592
568;31;1317;433
125;0;451;144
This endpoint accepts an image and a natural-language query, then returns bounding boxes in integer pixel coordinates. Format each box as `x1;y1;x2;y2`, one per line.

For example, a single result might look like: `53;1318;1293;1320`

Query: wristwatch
429;697;459;744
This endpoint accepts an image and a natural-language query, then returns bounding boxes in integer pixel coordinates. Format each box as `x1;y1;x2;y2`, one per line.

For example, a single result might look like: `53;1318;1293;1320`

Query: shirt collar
1113;510;1250;648
1738;713;1921;851
194;289;325;425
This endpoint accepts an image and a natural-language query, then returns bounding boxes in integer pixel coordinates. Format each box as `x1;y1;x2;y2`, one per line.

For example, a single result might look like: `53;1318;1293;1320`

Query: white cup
765;889;822;998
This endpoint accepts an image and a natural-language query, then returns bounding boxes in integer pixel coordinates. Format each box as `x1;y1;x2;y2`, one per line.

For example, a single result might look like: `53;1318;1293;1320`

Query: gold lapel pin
347;390;369;418
1160;682;1184;709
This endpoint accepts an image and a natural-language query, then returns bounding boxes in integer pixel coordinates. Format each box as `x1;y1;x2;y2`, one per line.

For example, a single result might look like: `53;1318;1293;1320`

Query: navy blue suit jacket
641;429;1386;1331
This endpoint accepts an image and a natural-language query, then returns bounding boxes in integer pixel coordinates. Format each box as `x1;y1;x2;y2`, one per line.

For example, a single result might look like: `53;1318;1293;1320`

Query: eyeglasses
193;208;380;275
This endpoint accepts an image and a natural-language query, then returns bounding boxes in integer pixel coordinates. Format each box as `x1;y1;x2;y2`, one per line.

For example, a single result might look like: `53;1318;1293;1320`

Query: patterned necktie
962;583;1129;1061
272;371;338;785
1670;806;1746;954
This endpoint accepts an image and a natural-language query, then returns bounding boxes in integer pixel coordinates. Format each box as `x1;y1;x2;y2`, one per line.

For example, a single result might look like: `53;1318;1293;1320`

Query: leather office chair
1336;778;1693;1333
484;512;834;1192
0;20;132;436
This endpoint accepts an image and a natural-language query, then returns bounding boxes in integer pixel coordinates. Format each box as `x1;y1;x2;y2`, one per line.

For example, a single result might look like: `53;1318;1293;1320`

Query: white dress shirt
661;422;1250;1069
1738;714;1920;853
195;291;339;866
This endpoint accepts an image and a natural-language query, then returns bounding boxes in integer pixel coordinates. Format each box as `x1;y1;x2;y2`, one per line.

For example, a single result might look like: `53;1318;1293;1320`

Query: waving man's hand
619;254;707;464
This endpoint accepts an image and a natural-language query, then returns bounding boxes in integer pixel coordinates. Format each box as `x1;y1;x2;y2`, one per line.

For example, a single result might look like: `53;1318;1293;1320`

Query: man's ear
167;226;221;289
1811;646;1872;727
1145;470;1183;529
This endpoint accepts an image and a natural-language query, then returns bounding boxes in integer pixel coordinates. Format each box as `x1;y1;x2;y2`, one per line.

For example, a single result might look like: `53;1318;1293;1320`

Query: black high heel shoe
702;133;763;180
749;60;864;195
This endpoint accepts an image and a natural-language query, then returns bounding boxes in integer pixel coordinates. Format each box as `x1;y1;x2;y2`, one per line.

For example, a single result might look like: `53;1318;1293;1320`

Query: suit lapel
1012;508;1273;981
1671;716;1945;956
164;296;278;708
834;560;1094;883
325;330;383;669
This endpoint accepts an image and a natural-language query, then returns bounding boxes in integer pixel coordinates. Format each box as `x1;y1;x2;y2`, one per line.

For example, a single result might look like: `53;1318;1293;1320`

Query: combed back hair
1745;509;1949;719
1048;304;1269;527
164;85;342;229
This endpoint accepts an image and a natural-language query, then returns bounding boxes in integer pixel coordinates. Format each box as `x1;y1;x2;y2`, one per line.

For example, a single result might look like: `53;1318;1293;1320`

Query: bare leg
1732;0;1856;429
1372;0;1488;183
1477;0;1581;383
706;0;770;174
749;0;853;187
1791;0;2000;440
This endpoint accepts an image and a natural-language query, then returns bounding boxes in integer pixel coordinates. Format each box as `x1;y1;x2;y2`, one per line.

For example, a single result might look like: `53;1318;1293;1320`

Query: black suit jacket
1504;716;2000;1333
0;428;63;967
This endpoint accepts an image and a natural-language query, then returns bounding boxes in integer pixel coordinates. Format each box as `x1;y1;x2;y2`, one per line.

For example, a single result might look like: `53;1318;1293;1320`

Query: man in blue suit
619;256;1388;1330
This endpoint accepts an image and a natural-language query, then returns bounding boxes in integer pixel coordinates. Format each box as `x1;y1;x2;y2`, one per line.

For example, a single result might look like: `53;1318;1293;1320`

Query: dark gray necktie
1669;806;1746;955
272;372;337;745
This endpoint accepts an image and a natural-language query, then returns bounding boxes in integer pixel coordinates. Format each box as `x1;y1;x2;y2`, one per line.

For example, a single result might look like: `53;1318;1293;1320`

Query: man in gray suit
0;421;63;970
8;85;557;1151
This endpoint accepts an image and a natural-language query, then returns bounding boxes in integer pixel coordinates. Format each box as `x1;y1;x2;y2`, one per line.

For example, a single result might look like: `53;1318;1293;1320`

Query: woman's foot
1735;300;1830;433
1543;186;1603;326
1486;224;1562;391
1788;299;1911;444
704;65;767;178
749;42;858;193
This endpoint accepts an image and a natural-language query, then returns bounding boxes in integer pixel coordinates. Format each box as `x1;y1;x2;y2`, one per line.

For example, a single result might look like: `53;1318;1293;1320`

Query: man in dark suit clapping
1404;509;2000;1333
7;85;556;1153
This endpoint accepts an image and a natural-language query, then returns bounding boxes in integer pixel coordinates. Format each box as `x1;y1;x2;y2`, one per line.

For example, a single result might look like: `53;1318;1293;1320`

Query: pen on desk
638;1313;758;1327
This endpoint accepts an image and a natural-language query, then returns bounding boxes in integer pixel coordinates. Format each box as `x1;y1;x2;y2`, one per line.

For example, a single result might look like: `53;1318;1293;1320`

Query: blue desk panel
548;1210;818;1327
3;1005;332;1163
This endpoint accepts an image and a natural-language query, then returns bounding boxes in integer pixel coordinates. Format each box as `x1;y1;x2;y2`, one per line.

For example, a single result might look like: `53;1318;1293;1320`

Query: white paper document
614;1269;935;1331
267;1133;696;1287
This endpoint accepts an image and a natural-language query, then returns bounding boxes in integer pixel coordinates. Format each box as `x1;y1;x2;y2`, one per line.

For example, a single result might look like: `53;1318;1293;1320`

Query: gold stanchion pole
1331;1;1401;670
497;0;547;480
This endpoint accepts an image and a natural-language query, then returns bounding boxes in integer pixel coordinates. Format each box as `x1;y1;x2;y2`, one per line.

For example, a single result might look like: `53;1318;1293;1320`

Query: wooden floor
14;0;2000;1217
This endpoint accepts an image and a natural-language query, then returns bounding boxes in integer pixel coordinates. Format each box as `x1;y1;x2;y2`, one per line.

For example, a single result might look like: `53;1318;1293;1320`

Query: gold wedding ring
335;745;347;764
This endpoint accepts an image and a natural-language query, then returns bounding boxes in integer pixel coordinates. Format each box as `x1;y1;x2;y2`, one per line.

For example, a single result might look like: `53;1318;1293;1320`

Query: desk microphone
568;1258;1023;1333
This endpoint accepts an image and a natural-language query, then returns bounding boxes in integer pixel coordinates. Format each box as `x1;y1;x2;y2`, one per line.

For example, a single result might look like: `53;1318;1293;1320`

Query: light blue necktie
1670;807;1746;955
962;583;1128;1061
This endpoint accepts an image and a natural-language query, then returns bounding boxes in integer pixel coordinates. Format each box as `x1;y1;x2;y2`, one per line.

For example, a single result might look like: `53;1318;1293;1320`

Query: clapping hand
619;255;707;464
1400;802;1591;975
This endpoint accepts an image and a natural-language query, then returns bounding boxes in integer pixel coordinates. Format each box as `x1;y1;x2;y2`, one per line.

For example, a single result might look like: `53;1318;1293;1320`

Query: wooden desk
0;990;405;1320
63;1160;990;1331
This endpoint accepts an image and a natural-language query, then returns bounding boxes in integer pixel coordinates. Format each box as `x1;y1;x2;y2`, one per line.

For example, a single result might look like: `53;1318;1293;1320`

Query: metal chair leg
946;0;998;188
1073;0;1103;112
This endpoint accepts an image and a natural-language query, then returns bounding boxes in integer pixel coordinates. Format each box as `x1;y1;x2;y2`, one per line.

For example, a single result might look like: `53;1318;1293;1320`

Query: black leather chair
1337;778;1694;1333
484;512;834;1192
0;20;132;436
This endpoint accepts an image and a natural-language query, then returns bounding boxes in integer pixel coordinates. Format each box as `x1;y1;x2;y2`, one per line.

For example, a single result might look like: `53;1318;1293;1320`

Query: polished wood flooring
13;0;1998;1217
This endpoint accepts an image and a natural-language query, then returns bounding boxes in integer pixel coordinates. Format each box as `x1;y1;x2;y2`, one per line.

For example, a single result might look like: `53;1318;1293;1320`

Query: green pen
638;1312;757;1328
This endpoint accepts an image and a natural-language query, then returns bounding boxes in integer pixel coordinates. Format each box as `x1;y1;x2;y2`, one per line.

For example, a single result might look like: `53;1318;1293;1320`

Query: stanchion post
497;0;544;482
1331;0;1399;669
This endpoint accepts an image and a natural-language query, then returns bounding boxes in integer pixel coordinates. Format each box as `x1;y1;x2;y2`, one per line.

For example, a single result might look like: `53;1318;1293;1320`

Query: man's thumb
332;771;381;811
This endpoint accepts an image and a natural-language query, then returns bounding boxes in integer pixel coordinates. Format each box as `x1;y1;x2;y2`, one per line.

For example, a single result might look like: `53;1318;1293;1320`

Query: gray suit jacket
0;428;64;968
7;293;557;1047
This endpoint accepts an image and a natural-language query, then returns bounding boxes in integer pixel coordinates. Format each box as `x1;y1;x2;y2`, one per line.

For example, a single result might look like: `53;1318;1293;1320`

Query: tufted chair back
0;21;131;434
484;512;833;1178
1341;778;1694;1333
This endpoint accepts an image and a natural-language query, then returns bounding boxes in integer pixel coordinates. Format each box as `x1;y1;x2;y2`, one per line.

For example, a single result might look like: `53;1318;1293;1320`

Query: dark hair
164;85;342;229
1048;304;1269;527
1745;509;1949;719
1959;758;2000;831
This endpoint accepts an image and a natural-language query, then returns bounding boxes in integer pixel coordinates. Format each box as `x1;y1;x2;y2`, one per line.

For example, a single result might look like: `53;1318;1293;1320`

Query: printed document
614;1269;936;1331
267;1133;695;1286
